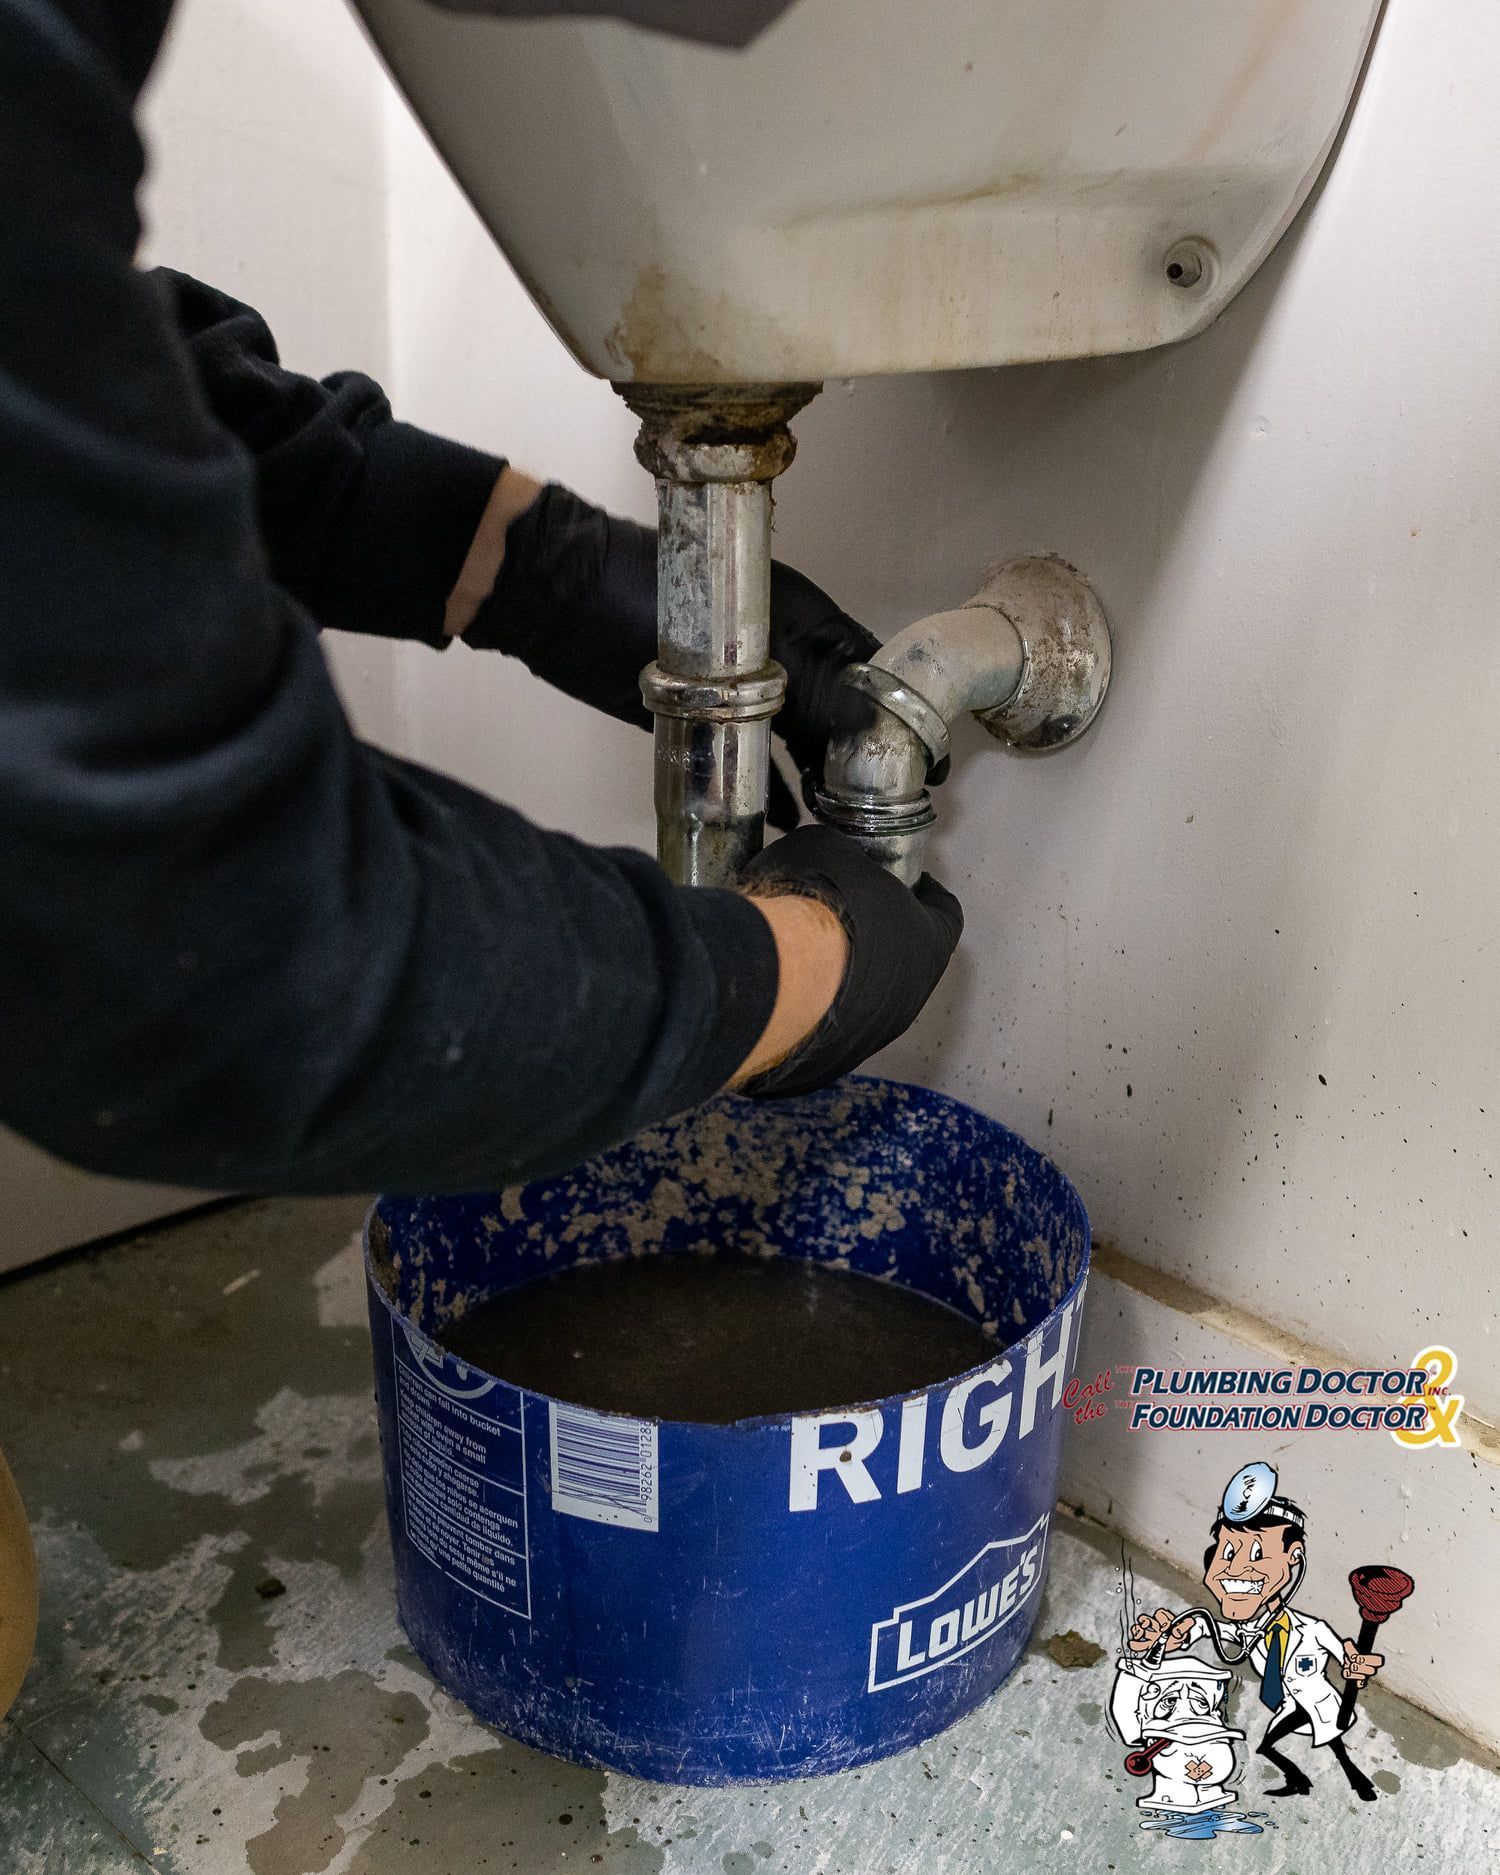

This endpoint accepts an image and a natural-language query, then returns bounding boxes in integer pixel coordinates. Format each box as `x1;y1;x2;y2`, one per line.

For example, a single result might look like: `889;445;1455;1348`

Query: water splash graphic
1138;1806;1268;1839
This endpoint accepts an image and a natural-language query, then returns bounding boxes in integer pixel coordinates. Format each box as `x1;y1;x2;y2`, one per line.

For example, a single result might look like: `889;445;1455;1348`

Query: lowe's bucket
364;1076;1089;1784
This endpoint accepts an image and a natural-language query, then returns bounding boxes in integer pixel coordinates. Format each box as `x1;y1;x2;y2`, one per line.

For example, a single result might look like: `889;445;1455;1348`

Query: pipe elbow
812;555;1111;881
812;579;1027;882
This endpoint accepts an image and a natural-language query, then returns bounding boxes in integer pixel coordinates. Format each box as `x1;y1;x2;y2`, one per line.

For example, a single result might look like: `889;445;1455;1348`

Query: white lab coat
1191;1609;1352;1745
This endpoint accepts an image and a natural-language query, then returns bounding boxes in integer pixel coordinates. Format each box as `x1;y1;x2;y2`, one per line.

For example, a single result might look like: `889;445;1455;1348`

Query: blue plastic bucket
364;1076;1089;1784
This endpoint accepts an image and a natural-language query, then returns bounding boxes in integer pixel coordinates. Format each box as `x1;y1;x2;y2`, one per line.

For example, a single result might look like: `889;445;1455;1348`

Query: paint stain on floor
199;1668;430;1875
341;1751;666;1875
1039;1629;1106;1669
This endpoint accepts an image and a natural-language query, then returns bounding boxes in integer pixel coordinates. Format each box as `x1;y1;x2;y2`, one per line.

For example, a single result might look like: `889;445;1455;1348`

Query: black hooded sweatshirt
0;0;779;1195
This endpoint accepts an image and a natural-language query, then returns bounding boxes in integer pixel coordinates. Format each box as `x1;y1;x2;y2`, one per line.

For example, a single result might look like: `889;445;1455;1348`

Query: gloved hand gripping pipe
814;556;1113;883
618;377;1112;893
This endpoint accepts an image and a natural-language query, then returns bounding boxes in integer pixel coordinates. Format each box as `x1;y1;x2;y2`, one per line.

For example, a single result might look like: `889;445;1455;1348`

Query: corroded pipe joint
814;555;1112;883
812;663;947;886
618;383;820;485
814;699;935;888
810;785;937;886
841;664;952;770
638;665;787;725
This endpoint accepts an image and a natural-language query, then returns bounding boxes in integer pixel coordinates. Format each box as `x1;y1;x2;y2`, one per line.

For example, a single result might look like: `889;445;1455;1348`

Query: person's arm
1;0;783;1194
158;268;506;646
0;2;958;1196
444;467;544;637
733;829;961;1098
730;892;849;1086
162;276;884;827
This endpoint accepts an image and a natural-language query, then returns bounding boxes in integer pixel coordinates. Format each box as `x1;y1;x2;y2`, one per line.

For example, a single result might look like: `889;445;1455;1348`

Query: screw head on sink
1164;237;1217;293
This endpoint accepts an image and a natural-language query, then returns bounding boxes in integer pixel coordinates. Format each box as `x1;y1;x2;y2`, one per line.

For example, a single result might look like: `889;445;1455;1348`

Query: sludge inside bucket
364;1076;1090;1784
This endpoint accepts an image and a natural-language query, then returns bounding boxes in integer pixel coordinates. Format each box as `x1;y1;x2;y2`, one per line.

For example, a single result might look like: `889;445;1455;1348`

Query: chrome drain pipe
619;384;819;888
618;384;1112;894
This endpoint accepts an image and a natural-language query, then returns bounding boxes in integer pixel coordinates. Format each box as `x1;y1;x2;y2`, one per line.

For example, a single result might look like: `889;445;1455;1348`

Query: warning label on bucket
391;1321;531;1619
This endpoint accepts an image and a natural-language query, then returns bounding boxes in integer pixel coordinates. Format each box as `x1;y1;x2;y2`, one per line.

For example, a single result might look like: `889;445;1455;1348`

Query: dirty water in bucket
438;1249;998;1422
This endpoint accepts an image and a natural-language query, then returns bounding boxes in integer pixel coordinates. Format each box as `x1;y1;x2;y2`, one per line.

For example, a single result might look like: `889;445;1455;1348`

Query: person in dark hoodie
0;0;962;1198
0;0;961;1717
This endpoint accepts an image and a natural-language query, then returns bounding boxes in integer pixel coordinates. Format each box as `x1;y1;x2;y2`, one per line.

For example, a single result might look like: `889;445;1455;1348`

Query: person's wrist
728;890;849;1086
444;466;546;638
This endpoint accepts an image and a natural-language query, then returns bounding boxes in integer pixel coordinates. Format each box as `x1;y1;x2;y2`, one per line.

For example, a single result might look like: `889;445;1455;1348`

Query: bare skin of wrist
729;894;849;1086
444;465;545;638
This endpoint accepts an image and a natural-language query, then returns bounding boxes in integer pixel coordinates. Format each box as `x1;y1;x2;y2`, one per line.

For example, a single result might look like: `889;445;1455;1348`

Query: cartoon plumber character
1126;1464;1385;1803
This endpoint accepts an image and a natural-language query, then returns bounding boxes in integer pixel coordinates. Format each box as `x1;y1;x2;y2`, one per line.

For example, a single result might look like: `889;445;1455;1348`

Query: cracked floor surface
1;1196;1495;1873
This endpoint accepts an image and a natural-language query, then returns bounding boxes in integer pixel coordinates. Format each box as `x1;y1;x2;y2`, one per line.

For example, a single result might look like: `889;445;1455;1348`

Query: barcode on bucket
549;1403;659;1532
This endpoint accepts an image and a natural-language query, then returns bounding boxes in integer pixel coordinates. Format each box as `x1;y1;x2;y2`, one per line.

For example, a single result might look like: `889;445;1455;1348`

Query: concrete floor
0;1196;1494;1874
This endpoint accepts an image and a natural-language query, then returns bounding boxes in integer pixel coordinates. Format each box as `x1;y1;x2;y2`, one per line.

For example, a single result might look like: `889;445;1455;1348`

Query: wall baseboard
0;1129;203;1277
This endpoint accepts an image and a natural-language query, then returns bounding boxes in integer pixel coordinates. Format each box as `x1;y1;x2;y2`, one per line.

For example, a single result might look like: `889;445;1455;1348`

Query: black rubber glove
736;826;963;1098
465;483;882;829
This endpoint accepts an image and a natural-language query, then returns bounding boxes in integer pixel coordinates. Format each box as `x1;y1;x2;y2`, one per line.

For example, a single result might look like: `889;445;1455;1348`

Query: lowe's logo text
867;1515;1049;1692
787;1294;1082;1512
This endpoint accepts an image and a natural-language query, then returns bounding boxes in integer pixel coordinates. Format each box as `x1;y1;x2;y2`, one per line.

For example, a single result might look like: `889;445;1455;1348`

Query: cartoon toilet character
1109;1655;1243;1811
1127;1463;1390;1804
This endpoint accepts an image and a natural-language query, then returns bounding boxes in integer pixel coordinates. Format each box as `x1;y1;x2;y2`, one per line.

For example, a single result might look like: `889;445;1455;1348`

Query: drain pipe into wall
814;555;1113;883
620;383;1112;889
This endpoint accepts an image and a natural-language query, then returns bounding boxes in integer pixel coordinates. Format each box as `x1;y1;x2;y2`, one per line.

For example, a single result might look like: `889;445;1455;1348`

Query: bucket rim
362;1075;1090;1434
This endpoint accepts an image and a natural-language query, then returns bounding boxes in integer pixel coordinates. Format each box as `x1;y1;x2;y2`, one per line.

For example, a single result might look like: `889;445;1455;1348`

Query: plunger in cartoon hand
1337;1565;1415;1730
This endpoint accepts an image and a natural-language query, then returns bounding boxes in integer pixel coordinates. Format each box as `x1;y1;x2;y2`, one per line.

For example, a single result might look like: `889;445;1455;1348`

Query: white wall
806;1;1500;1428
